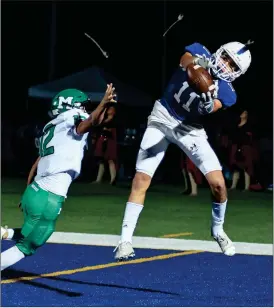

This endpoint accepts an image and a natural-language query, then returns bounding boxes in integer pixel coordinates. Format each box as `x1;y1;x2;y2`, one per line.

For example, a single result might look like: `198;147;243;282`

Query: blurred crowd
2;108;272;193
181;110;273;195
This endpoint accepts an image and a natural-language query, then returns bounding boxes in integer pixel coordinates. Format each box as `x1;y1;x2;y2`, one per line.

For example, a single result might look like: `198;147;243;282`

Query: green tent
28;66;153;107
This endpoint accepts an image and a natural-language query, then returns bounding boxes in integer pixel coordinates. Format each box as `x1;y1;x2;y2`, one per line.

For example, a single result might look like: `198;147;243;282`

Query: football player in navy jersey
114;41;252;260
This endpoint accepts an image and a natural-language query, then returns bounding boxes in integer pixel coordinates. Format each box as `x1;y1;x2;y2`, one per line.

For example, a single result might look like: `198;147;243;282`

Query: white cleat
1;226;8;240
114;241;135;261
213;230;236;256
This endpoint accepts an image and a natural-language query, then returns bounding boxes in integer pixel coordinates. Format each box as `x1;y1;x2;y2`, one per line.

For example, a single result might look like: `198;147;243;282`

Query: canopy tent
28;66;153;107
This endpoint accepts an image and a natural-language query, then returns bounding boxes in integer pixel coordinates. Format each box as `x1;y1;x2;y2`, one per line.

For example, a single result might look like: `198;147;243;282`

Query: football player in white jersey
114;41;252;260
1;84;116;271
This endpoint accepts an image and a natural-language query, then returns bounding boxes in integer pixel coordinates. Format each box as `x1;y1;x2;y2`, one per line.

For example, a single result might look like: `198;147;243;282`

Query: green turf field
1;178;273;243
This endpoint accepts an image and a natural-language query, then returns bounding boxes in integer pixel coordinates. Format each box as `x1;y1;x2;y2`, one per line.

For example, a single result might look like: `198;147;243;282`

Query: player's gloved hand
193;54;215;70
198;91;215;114
212;80;219;98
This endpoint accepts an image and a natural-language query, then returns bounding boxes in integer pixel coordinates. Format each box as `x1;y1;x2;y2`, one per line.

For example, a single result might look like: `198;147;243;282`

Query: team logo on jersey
190;143;198;152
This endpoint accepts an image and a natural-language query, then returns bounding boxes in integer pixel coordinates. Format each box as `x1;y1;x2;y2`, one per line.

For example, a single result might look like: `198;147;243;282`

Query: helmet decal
237;39;254;55
50;89;90;117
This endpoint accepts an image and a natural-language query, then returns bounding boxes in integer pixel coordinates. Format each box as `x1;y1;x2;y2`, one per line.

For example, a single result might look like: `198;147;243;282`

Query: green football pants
16;181;65;256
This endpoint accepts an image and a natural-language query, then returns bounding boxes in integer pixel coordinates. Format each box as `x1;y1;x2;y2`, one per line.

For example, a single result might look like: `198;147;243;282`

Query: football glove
193;54;215;70
212;80;219;99
198;91;215;115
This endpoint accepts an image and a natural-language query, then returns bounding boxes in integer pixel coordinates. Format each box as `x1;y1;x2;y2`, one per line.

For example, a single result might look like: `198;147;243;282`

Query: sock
1;227;6;239
211;200;227;237
7;228;15;240
1;245;25;271
8;228;23;241
120;202;144;243
6;228;23;241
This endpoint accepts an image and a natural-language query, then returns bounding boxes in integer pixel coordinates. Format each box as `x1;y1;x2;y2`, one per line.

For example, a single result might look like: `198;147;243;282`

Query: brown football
186;63;215;94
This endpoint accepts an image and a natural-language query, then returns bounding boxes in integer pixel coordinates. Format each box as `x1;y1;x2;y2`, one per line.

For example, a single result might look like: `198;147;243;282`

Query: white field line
47;232;273;256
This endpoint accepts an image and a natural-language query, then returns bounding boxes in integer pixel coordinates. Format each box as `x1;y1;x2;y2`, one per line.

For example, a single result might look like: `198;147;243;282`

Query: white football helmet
210;41;252;82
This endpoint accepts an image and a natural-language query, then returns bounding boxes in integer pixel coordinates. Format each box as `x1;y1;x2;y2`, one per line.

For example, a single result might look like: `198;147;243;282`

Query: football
186;63;215;94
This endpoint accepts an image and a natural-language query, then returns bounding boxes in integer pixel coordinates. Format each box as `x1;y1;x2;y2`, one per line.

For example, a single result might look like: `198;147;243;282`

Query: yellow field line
162;232;193;238
1;250;202;284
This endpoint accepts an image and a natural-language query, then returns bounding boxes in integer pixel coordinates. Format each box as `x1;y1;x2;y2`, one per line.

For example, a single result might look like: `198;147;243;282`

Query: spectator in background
120;128;139;180
255;133;273;190
93;127;117;185
1;121;16;176
214;128;233;184
229;110;260;191
34;125;43;151
180;152;202;196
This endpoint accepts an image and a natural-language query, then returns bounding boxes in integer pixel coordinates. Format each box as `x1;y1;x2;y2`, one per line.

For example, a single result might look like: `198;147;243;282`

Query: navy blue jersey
160;42;237;121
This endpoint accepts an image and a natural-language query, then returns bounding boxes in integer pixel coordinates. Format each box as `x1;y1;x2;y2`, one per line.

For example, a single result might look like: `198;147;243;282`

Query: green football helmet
50;89;90;117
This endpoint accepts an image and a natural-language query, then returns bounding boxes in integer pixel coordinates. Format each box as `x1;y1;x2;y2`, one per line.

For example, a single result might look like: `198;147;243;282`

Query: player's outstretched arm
180;53;223;114
76;84;117;135
180;52;213;70
180;52;195;69
100;105;116;125
27;156;41;185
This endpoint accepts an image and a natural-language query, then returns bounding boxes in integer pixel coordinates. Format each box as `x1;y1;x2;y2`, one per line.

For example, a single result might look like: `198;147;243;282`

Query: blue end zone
1;241;273;307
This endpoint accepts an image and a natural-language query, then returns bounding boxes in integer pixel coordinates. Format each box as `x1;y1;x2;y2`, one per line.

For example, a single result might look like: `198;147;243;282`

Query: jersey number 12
39;124;56;157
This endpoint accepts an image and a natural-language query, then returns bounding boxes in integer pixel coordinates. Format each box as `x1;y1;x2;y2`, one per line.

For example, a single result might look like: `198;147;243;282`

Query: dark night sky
2;0;273;131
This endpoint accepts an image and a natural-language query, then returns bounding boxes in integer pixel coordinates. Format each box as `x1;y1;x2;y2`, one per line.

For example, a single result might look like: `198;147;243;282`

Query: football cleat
212;230;236;256
114;241;135;261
